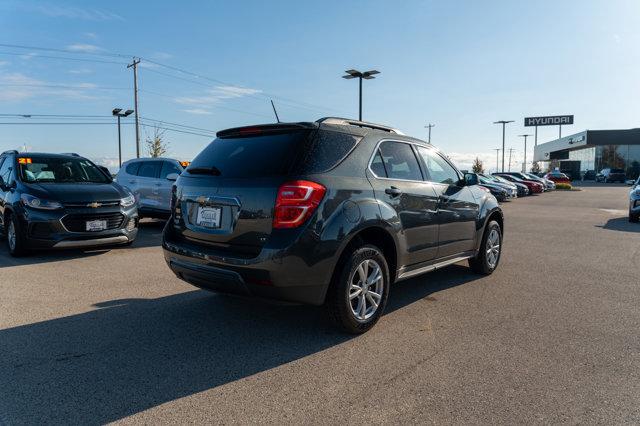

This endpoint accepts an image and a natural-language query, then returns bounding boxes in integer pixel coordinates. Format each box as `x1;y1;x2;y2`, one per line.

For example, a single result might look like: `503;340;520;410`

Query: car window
125;162;141;176
370;150;387;177
18;156;111;184
160;161;182;179
137;162;161;178
0;156;11;184
416;146;459;185
377;141;423;181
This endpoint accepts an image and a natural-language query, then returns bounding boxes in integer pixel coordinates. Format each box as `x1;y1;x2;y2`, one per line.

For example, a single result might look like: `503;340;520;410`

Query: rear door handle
385;186;402;197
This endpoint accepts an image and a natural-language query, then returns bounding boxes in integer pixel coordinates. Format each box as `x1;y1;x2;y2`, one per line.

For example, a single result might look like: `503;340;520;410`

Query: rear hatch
174;125;314;257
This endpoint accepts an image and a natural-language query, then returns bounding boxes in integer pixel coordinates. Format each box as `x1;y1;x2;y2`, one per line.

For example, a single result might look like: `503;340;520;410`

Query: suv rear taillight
273;180;326;229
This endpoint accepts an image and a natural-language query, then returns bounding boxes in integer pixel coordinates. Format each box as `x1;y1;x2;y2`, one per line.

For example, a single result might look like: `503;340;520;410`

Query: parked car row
1;118;507;334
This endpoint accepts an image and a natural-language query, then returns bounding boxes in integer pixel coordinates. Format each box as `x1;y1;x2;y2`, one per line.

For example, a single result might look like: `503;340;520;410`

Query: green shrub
555;183;572;190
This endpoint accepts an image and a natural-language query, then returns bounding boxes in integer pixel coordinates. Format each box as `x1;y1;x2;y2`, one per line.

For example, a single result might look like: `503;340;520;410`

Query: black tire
469;220;502;275
326;244;390;334
6;213;28;257
630;211;639;223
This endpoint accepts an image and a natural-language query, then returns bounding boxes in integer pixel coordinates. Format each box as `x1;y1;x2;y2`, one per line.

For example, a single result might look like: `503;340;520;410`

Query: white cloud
25;4;124;21
66;43;101;53
68;68;93;75
151;52;172;60
175;86;262;107
84;32;98;39
183;108;213;115
0;60;9;67
0;72;102;101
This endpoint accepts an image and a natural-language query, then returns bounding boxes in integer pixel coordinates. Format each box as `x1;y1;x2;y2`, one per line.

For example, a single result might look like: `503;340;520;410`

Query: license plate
196;206;221;228
86;220;107;232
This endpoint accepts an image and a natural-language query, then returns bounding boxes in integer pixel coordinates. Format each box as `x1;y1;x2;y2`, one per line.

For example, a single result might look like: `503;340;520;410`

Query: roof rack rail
61;152;81;157
2;150;19;155
316;117;405;135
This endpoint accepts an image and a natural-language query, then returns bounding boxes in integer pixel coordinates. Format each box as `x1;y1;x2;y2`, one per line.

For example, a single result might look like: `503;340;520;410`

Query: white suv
116;158;185;219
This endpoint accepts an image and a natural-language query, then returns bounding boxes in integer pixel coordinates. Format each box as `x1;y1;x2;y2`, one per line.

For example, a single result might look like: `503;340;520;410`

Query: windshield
18;156;111;184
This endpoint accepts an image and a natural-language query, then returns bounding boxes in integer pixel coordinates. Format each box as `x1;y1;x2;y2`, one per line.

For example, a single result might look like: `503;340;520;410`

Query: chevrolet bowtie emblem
87;202;102;208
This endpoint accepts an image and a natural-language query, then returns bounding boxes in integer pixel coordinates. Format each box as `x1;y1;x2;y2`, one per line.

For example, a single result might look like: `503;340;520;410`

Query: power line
0;43;129;59
0;83;129;90
0;51;127;65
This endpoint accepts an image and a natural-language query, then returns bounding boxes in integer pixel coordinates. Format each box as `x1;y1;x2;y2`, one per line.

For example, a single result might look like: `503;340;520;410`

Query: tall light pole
424;123;435;144
112;108;134;168
519;134;532;173
494;120;514;172
493;148;500;173
342;69;380;121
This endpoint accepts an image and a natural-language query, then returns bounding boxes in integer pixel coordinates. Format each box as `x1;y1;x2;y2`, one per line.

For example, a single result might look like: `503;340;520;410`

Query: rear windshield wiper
186;166;221;176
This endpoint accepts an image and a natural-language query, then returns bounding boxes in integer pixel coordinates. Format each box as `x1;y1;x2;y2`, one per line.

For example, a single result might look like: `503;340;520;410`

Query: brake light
273;180;326;229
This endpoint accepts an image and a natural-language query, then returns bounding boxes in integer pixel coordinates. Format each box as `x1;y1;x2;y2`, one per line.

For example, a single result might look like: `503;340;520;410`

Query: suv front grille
63;201;120;208
61;213;124;232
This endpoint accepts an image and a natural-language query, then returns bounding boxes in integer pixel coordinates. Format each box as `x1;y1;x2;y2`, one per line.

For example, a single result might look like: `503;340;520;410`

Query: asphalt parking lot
1;184;638;424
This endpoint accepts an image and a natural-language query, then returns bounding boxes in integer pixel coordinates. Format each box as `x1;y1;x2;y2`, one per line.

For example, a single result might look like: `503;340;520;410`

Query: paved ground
1;184;639;424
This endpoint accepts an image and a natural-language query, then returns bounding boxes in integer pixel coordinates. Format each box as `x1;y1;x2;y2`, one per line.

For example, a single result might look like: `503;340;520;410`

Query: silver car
630;176;640;223
116;158;184;218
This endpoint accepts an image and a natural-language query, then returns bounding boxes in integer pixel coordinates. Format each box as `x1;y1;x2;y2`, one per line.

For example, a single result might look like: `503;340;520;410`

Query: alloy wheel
485;228;501;269
7;220;16;252
348;259;384;321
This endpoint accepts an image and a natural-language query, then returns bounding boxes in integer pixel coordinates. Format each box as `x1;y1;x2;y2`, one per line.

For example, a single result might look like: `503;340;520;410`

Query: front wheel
469;220;502;275
6;214;27;257
326;244;390;334
630;211;639;223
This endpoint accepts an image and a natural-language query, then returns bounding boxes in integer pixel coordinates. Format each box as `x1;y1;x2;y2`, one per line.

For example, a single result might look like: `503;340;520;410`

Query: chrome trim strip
396;255;473;282
53;236;129;248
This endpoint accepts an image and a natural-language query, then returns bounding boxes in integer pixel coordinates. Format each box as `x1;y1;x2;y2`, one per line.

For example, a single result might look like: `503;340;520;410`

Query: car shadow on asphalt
0;220;165;268
0;264;478;423
596;217;640;233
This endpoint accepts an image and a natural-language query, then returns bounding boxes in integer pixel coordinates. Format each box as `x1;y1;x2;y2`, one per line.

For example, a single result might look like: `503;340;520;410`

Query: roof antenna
270;99;281;123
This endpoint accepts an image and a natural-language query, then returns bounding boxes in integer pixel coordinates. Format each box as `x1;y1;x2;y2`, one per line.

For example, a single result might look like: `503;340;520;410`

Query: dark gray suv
162;118;504;333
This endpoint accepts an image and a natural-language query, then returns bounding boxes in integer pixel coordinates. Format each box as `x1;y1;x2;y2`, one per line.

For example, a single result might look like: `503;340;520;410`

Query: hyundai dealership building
533;128;640;179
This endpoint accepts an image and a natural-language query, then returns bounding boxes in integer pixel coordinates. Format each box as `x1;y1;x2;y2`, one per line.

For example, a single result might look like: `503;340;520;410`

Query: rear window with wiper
187;130;311;178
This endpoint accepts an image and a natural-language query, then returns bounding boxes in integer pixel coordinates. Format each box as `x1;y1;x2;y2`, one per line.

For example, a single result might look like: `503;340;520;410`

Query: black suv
162;118;504;333
0;151;139;256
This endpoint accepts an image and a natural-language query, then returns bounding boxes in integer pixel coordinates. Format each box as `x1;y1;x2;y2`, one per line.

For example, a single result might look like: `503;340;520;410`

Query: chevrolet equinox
162;118;504;333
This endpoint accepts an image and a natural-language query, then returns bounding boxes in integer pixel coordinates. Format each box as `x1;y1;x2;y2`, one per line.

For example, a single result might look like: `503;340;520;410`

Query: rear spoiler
216;123;317;138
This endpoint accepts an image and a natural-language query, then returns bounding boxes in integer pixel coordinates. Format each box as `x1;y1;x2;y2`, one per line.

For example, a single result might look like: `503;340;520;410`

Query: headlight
21;194;63;210
120;194;136;208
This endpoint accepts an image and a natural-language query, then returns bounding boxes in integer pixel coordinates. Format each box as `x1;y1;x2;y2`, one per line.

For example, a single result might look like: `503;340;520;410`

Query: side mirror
166;173;179;181
464;173;479;186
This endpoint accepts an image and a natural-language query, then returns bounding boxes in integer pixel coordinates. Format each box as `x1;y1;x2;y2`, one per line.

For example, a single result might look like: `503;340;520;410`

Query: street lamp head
494;120;514;125
112;108;122;116
343;69;361;79
362;70;380;79
124;109;134;117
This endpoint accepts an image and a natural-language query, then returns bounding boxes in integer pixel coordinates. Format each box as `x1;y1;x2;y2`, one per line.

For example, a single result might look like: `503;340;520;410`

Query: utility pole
494;120;514;172
424;123;435;144
127;57;141;158
518;134;532;173
507;148;515;172
493;148;500;173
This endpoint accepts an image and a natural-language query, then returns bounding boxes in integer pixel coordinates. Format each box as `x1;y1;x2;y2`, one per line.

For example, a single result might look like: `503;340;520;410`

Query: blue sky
0;0;638;171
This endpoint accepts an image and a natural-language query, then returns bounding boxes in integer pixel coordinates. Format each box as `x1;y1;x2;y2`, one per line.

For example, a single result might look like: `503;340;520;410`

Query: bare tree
472;157;484;174
531;161;541;174
145;126;169;158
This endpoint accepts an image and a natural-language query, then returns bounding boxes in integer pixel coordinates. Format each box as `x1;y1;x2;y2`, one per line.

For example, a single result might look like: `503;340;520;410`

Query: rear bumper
162;224;331;305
